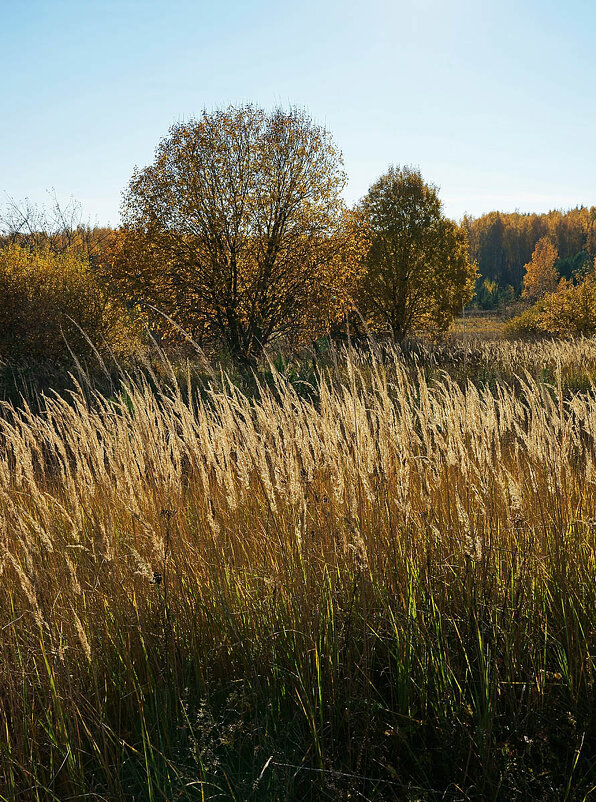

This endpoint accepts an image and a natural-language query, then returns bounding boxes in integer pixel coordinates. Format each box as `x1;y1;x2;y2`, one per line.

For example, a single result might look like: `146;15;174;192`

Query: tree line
0;105;477;366
464;207;596;308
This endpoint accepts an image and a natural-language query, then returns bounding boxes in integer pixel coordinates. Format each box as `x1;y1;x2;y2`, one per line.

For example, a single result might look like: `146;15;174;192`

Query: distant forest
463;207;596;308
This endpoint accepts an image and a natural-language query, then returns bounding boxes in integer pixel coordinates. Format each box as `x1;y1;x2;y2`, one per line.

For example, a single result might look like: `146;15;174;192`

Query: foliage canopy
116;105;365;364
356;166;476;340
507;262;596;338
464;206;596;301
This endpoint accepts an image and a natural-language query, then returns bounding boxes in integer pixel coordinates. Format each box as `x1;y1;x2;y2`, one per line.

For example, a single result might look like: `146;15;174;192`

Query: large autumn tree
357;166;476;340
115;105;363;364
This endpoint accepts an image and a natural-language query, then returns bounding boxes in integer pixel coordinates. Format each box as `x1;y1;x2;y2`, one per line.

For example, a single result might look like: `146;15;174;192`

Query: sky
1;0;595;226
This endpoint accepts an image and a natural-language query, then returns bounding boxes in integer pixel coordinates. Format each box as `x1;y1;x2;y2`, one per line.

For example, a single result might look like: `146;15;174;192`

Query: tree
464;207;595;298
522;236;559;302
356;166;476;340
115;105;364;365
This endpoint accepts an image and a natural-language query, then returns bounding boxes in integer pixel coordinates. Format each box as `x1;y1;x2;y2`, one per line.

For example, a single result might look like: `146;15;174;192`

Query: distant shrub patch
0;244;140;362
506;268;596;338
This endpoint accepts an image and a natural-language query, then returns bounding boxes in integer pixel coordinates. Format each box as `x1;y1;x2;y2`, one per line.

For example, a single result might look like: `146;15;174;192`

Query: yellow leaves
507;265;596;338
356;166;476;340
118;104;352;362
0;244;139;362
522;237;559;302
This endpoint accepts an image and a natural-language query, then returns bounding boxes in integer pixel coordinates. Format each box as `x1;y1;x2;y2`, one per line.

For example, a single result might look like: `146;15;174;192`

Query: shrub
506;268;596;337
0;244;140;362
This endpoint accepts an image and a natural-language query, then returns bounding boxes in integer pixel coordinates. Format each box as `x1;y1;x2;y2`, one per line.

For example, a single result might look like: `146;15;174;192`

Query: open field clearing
449;312;509;340
1;342;596;799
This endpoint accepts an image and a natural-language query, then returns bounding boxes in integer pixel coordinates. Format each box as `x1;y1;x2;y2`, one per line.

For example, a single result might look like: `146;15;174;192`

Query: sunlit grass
1;342;596;799
450;311;508;339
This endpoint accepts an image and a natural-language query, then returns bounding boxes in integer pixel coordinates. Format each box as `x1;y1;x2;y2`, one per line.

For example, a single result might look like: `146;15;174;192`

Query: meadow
1;335;596;800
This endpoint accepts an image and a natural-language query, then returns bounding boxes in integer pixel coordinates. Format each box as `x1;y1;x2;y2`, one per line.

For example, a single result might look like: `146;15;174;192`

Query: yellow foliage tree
114;105;366;365
356;166;476;340
521;236;559;302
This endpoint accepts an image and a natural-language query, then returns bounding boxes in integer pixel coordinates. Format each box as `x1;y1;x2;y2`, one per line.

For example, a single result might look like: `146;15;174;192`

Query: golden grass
449;311;508;339
1;343;596;799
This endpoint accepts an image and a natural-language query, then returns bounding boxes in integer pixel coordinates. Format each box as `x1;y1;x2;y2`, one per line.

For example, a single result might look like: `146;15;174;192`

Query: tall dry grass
1;343;596;799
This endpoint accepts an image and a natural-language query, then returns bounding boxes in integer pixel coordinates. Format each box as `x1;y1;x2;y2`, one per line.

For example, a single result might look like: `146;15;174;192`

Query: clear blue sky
1;0;595;226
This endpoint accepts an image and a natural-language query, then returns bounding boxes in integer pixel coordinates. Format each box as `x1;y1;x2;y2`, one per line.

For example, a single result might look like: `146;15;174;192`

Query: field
449;311;509;340
2;336;596;800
